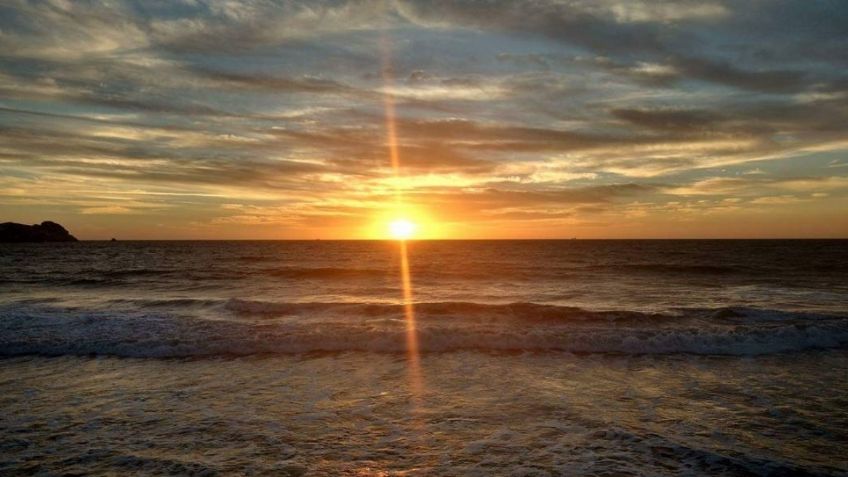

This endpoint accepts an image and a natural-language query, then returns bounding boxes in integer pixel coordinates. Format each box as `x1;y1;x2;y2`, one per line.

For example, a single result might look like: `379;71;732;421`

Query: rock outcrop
0;221;78;242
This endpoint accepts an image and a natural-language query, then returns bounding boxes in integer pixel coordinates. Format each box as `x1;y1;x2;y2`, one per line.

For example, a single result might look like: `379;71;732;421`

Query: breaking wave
1;301;846;359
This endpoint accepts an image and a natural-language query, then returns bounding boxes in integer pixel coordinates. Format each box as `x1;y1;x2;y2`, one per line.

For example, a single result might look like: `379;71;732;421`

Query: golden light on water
398;239;422;395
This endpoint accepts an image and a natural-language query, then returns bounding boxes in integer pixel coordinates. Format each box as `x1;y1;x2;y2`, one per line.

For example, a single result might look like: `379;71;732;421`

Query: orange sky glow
1;1;847;239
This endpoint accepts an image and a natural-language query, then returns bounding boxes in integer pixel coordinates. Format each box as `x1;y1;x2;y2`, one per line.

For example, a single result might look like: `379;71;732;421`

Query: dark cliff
0;221;78;242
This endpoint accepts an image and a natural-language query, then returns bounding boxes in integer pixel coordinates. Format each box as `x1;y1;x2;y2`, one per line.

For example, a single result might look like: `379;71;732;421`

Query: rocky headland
0;221;78;242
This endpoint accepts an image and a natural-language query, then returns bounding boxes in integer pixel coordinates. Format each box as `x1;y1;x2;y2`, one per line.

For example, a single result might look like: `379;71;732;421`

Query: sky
1;0;847;239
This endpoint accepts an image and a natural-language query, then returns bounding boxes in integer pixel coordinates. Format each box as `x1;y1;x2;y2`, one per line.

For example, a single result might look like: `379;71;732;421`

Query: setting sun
2;2;847;476
388;218;416;240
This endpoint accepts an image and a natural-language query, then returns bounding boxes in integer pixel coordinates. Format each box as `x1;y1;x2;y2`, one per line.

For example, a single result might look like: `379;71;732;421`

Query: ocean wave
107;298;223;309
571;263;745;275
224;298;835;324
616;263;742;274
264;267;389;279
100;268;175;277
1;303;846;358
224;298;689;323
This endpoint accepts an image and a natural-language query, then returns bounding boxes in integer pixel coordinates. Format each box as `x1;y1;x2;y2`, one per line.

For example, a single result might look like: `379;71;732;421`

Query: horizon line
42;237;848;242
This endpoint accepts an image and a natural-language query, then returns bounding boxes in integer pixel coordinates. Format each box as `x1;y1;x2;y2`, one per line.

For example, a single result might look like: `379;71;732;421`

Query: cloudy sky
1;0;847;239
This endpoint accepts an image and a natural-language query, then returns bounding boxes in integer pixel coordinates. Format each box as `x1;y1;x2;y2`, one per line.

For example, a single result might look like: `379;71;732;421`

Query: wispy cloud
0;0;846;238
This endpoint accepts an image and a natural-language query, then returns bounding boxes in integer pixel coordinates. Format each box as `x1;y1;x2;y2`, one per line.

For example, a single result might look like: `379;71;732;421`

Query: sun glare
388;218;416;240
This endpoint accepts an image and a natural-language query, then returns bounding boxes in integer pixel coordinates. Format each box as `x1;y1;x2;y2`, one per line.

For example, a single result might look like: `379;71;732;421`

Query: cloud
669;56;809;94
0;0;148;60
1;0;846;237
184;66;362;95
749;196;803;206
666;176;848;197
79;206;134;215
612;108;721;131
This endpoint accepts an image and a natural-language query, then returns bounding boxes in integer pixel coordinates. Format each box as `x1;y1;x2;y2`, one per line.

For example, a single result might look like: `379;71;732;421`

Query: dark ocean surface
1;240;847;475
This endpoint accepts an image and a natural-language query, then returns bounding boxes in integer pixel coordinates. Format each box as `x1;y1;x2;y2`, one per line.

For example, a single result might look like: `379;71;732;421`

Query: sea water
1;240;847;475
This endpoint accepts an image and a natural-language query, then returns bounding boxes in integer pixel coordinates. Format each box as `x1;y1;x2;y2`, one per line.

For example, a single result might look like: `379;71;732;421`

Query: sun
388;218;417;240
368;208;441;240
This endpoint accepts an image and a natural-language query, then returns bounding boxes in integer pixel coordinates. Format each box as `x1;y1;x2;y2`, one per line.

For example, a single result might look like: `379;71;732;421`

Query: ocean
1;240;847;475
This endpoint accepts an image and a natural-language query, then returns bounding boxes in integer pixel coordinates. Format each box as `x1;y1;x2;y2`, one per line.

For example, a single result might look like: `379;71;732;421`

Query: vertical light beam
380;17;424;408
399;240;422;401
